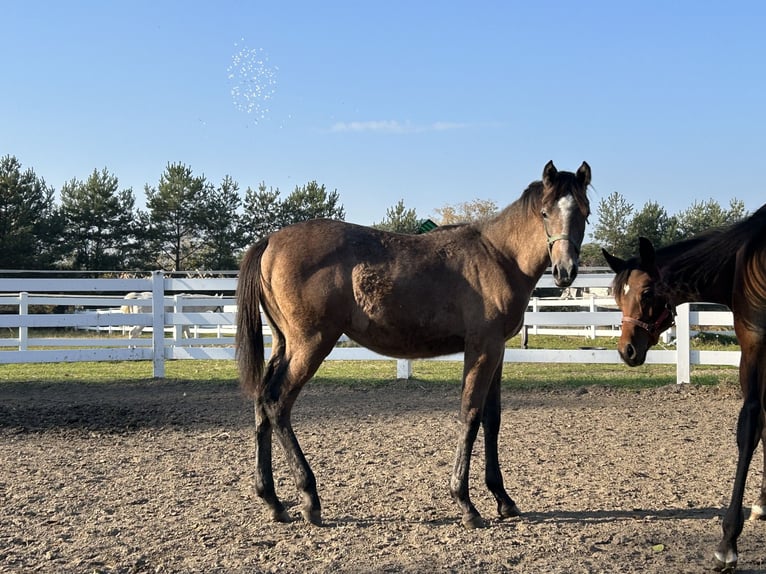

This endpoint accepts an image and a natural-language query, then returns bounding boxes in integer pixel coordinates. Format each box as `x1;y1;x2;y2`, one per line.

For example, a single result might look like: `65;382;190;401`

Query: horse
121;292;223;339
602;205;766;572
236;160;591;527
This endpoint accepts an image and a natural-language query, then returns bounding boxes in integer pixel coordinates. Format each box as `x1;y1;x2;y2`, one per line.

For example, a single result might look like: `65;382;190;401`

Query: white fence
0;271;739;383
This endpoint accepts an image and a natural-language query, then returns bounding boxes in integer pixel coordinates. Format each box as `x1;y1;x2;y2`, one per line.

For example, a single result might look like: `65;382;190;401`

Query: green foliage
594;192;749;258
144;162;209;271
677;198;747;237
281;180;345;224
373;199;420;233
242;182;282;242
59;168;139;270
627;201;679;248
579;243;606;267
242;180;346;243
195;175;246;270
0;155;62;269
591;191;634;258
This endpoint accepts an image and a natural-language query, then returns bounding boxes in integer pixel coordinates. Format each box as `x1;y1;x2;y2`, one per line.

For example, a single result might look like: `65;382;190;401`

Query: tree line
0;154;749;271
0;155;344;271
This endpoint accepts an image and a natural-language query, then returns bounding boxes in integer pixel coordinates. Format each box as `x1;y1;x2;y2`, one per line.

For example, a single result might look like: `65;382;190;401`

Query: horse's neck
656;249;735;308
482;205;549;281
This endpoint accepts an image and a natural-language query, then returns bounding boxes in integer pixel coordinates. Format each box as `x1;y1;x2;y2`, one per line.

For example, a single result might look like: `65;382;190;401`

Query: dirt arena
1;377;766;573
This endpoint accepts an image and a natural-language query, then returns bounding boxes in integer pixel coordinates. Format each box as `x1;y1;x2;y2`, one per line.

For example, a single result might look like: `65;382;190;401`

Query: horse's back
254;218;522;357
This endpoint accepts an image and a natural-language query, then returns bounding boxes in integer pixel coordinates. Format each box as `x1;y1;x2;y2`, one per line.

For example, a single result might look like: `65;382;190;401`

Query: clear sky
3;1;765;234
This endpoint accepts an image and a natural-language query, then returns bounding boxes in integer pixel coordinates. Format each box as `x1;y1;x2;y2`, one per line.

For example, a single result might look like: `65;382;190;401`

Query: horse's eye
641;290;653;304
541;209;548;219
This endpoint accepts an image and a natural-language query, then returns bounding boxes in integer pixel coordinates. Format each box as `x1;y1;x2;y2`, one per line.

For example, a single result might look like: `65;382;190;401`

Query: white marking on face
623;283;631;295
556;195;576;218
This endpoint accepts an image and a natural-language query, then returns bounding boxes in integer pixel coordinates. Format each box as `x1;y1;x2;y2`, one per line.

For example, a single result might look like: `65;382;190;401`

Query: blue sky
3;1;765;235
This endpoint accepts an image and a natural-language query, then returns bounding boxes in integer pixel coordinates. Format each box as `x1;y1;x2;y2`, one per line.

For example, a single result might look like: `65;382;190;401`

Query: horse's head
603;237;675;367
541;160;591;287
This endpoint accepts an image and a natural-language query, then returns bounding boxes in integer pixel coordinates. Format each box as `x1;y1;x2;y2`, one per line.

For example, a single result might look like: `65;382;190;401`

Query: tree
432;199;498;225
242;183;283;243
591;191;635;258
627;201;679;250
677;198;747;237
144;162;208;271
578;243;607;268
242;180;345;244
373;199;420;233
59;168;139;270
0;155;62;269
280;181;345;225
195;175;245;270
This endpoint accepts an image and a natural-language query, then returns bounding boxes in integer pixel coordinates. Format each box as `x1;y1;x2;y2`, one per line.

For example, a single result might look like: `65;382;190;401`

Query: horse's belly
345;322;465;359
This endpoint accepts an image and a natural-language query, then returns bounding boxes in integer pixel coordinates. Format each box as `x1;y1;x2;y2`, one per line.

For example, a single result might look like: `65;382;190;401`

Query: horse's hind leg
482;367;520;519
254;396;290;522
262;339;336;525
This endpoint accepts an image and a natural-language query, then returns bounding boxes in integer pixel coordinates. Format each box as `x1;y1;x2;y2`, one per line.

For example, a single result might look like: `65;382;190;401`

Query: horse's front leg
714;364;762;572
450;346;503;528
482;365;521;519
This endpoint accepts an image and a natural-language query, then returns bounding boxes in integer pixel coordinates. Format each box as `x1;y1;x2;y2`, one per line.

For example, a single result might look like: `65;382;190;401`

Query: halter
543;219;579;257
621;305;675;337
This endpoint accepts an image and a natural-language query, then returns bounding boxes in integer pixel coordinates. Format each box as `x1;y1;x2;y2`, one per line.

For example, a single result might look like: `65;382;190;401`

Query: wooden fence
0;271;739;383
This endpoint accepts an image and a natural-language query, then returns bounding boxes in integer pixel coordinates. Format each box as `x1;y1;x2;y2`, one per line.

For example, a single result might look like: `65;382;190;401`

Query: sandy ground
1;377;765;573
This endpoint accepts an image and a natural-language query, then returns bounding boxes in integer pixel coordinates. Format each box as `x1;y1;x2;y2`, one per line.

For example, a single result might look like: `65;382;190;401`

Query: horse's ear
638;237;657;272
602;248;627;273
543;160;557;187
576;161;591;188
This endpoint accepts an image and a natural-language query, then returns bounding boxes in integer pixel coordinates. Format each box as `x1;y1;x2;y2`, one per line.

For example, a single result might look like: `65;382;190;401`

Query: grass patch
0;358;738;391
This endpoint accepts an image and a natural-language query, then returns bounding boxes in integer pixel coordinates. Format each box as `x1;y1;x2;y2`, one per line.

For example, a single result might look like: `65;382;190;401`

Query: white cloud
329;120;471;134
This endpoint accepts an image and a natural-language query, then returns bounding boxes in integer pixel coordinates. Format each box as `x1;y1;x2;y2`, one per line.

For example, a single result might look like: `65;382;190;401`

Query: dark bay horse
237;161;591;528
603;205;766;571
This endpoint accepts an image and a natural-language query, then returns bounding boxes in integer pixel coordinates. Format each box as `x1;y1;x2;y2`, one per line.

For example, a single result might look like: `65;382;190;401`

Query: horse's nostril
625;343;636;360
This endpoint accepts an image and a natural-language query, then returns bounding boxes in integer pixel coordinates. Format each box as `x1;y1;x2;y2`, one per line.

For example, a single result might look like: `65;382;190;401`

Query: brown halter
621;305;675;337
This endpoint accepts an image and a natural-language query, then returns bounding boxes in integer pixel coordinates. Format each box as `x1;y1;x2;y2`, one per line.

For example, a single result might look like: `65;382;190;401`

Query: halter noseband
621;305;675;337
544;219;579;257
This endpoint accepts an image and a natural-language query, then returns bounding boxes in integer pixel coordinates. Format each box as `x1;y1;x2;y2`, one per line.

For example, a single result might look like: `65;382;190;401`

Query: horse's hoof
499;502;522;519
461;514;486;529
712;549;737;572
301;508;323;526
271;508;292;523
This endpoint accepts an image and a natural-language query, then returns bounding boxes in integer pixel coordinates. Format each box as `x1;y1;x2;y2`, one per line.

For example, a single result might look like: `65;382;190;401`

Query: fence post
397;359;412;379
18;292;28;351
675;303;691;384
152;271;166;378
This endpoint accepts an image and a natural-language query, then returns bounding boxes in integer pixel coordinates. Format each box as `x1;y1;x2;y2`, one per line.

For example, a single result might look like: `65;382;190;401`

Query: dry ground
1;377;766;573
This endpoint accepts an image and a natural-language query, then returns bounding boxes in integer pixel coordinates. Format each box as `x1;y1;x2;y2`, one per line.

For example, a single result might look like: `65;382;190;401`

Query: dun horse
237;161;591;527
603;205;766;572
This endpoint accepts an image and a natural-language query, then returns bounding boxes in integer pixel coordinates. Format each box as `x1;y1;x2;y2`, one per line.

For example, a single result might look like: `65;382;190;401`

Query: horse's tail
236;239;269;398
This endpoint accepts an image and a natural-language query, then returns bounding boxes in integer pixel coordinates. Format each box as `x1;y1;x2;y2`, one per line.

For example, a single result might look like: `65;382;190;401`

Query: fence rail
0;271;739;383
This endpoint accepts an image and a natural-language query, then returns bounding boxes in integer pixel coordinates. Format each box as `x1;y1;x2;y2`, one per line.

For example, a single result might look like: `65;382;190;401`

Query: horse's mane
662;206;765;280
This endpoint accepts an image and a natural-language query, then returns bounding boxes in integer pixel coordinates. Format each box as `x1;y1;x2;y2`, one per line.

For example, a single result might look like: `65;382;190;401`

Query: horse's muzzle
552;262;578;287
